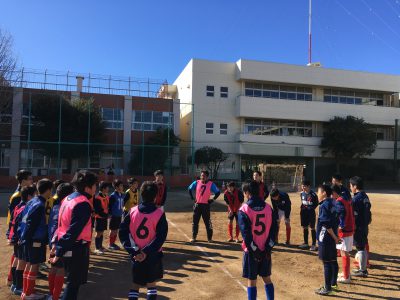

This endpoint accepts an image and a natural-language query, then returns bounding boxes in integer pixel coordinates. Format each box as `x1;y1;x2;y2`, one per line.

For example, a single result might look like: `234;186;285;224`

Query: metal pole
141;101;145;176
87;101;91;168
27;93;32;167
167;111;171;175
191;103;195;180
57;95;62;176
308;0;312;65
312;157;316;188
394;119;398;182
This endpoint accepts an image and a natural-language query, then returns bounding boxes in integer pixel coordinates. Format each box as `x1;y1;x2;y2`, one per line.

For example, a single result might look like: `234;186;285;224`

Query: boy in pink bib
119;181;168;300
238;180;277;300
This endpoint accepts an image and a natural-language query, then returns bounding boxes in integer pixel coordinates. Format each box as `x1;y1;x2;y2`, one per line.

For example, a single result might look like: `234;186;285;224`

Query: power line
385;0;400;18
334;0;400;55
360;0;400;40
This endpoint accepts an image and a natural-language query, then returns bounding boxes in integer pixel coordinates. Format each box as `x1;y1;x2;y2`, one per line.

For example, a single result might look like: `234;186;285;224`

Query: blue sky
1;0;400;82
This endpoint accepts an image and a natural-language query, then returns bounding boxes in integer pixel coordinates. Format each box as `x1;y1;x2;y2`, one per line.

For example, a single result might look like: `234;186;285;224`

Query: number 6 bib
129;206;164;250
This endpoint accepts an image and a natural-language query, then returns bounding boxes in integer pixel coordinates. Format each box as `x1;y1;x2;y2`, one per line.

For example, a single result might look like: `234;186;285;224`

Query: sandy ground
0;190;399;300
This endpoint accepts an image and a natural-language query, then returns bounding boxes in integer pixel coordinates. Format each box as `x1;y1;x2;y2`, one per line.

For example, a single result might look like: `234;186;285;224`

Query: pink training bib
129;206;163;250
195;180;212;204
240;203;273;252
58;193;92;242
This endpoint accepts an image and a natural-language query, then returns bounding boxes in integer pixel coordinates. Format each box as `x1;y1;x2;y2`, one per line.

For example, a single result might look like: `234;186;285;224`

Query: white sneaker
94;249;104;255
338;276;351;284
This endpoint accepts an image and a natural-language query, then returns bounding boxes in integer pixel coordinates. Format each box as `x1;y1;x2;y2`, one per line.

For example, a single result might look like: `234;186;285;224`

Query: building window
244;119;313;137
220;123;228;135
206;85;214;97
0;148;10;168
102;108;123;129
323;89;384;106
206;122;214;134
220;87;228;98
132;111;173;131
245;82;312;101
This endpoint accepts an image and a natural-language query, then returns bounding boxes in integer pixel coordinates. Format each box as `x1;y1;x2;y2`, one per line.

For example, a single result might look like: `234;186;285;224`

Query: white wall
237;96;400;126
237;59;400;92
238;134;395;160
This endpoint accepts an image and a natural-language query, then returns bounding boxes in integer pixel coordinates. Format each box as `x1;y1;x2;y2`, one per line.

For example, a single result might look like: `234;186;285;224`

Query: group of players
188;170;372;299
5;167;372;300
6;169;167;300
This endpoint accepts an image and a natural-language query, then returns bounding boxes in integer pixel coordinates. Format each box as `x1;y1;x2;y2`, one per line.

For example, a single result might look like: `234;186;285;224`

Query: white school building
171;58;400;184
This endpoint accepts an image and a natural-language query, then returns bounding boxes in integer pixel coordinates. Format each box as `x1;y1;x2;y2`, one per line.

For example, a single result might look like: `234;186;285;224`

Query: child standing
224;182;244;242
19;179;53;300
154;170;167;211
298;180;319;251
350;176;372;278
315;184;340;296
8;185;36;296
108;179;125;250
47;183;74;300
124;178;139;218
6;170;32;287
238;180;276;300
119;181;168;300
93;181;111;254
331;184;354;284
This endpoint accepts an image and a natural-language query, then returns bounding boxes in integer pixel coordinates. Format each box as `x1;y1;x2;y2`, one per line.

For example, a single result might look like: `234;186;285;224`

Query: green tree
320;116;377;172
194;146;228;179
129;128;180;175
29;94;105;172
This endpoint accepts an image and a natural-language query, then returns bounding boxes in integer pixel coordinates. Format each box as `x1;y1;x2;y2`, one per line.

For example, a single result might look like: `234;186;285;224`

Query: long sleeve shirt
352;191;372;230
21;195;47;244
238;196;277;254
300;190;319;211
55;199;92;257
188;180;221;201
93;193;109;218
271;192;291;219
119;202;168;257
316;198;338;238
7;187;22;237
339;185;352;201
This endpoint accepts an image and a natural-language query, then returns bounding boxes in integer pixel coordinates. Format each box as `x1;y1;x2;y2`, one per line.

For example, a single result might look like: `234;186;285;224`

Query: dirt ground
0;190;399;300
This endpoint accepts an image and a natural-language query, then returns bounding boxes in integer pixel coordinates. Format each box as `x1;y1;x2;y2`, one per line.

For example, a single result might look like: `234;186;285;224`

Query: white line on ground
168;219;247;292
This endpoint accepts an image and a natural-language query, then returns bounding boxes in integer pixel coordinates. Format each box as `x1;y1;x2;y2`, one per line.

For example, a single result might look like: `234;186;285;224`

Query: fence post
394;119;398;182
57;95;62;176
191;103;195;180
87;100;91;169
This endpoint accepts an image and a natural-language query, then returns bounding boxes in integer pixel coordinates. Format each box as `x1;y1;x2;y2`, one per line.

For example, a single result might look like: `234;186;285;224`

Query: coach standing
50;170;98;300
188;170;220;243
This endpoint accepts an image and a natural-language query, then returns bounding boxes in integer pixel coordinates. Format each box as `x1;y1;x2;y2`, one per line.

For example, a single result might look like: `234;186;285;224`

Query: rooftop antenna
307;0;321;67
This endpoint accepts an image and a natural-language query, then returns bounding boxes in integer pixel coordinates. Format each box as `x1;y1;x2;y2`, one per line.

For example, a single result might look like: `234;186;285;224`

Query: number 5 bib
240;203;272;252
129;206;164;250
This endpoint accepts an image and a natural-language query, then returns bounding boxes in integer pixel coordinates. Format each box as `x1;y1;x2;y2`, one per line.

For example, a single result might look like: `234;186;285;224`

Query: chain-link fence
0;86;195;181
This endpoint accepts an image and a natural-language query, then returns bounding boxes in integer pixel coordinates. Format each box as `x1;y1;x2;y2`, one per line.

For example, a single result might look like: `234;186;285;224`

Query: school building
0;70;181;178
172;59;400;184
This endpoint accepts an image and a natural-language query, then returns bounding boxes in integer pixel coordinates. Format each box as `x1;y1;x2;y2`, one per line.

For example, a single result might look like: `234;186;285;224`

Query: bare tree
0;28;19;116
